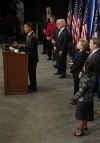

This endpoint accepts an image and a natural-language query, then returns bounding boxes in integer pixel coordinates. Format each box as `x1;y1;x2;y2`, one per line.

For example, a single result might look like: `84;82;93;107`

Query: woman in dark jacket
70;39;89;104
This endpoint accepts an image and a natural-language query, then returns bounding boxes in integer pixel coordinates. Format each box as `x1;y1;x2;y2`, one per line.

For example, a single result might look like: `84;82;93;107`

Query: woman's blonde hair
78;39;89;51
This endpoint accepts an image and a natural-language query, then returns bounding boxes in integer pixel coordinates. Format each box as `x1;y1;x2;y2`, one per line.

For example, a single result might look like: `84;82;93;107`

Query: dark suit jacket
71;51;89;73
56;28;72;53
53;28;59;42
85;48;100;76
25;31;38;64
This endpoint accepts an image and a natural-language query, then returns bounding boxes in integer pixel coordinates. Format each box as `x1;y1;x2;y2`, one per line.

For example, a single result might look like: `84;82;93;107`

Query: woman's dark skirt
76;101;94;121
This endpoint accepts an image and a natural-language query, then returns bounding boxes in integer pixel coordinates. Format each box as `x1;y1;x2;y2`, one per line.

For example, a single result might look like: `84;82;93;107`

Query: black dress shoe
28;88;37;93
59;75;66;78
52;58;55;61
48;57;51;60
53;65;57;68
54;72;61;75
28;85;33;89
42;52;47;54
28;85;37;92
70;100;77;105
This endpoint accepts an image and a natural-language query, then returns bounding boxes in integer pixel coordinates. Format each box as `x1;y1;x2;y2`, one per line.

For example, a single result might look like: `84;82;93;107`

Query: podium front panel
3;51;28;95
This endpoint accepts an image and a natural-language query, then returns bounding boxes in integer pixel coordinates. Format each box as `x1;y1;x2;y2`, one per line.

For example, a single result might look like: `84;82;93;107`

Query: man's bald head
56;19;62;29
60;19;66;27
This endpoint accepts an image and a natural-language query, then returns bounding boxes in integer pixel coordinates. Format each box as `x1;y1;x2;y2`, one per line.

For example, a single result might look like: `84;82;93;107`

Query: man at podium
24;22;38;92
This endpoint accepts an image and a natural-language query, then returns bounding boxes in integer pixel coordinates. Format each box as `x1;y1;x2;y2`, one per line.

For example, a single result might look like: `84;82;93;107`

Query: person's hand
11;41;20;48
17;44;22;49
59;50;63;56
83;65;86;72
47;37;51;40
51;39;56;45
43;29;46;34
53;46;56;52
79;72;82;79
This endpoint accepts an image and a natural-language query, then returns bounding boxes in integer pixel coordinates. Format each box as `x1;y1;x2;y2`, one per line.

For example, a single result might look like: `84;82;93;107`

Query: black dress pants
28;59;37;88
47;40;53;59
58;53;67;75
43;37;48;54
55;52;59;68
72;72;80;95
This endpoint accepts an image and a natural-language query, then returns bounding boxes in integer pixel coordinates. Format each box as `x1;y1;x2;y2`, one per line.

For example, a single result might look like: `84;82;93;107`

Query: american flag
81;0;90;40
92;1;99;38
71;0;79;44
67;0;72;33
75;0;84;43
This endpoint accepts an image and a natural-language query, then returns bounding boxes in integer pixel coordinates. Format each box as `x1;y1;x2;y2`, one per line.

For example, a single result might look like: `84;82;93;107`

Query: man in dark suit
51;19;61;68
85;37;100;96
55;19;71;78
88;37;100;116
24;22;38;92
86;37;100;76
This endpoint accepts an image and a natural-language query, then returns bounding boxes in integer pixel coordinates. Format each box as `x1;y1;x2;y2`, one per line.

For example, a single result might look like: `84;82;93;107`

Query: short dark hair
91;37;100;48
50;15;55;21
24;22;33;29
46;6;51;9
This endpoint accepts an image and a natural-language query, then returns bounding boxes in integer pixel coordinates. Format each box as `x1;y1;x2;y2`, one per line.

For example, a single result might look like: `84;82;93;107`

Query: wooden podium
2;50;28;95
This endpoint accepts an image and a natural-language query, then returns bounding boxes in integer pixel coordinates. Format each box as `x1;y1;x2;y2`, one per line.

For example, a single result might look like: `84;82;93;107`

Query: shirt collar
28;30;33;36
92;48;99;54
60;27;65;32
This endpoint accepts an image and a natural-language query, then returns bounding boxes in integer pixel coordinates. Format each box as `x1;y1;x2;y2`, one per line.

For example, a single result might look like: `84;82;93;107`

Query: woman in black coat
70;39;89;104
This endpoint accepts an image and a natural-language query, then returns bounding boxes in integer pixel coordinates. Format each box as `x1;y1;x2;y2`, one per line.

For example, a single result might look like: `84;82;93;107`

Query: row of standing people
42;13;100;136
22;12;100;136
70;38;100;136
42;16;73;78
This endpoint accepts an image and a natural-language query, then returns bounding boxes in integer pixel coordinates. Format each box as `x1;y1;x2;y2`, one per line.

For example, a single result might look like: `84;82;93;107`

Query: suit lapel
58;28;65;39
87;49;100;64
